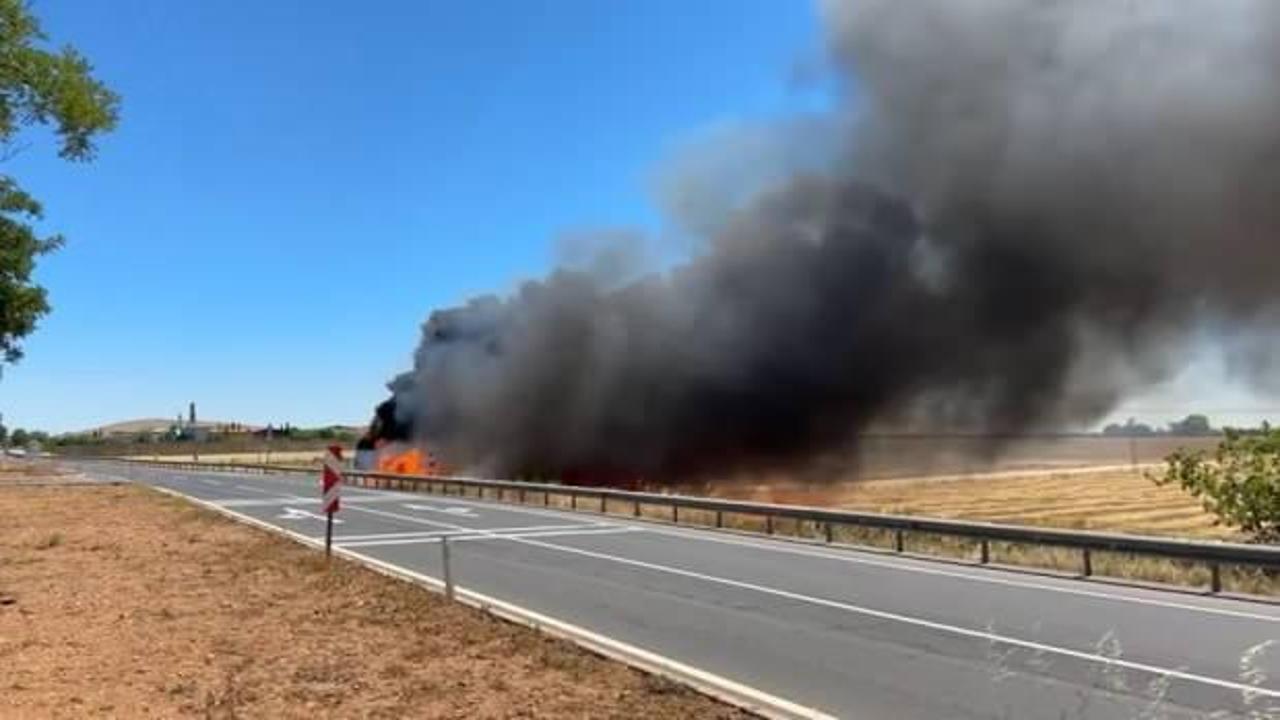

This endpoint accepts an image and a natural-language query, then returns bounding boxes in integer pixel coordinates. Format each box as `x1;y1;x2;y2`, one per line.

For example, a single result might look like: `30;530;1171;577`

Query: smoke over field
381;1;1280;480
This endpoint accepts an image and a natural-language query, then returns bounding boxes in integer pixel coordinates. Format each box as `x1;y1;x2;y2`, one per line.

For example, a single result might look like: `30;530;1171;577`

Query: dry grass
0;458;75;484
124;449;340;465
739;468;1232;540
0;481;745;719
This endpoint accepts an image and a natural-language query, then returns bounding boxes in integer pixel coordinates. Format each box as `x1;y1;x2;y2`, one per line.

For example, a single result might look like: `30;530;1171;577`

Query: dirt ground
0;471;745;718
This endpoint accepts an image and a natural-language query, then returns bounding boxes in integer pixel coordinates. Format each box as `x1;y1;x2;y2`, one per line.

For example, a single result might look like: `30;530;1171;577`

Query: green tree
1155;428;1280;542
1168;413;1214;436
10;426;27;445
0;1;118;365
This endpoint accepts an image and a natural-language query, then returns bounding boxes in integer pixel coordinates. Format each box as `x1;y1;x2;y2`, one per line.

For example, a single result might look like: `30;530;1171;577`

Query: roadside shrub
1155;428;1280;543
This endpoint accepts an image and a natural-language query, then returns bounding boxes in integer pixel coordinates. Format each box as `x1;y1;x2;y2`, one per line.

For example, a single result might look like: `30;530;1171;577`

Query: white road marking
639;526;1280;624
342;503;1279;698
216;494;412;507
338;526;640;548
362;484;1280;624
330;523;598;544
144;485;833;720
482;526;641;542
329;529;464;542
278;506;343;524
345;502;609;532
402;503;477;517
235;483;283;494
199;477;223;487
508;534;1280;699
194;470;1280;623
220;496;314;507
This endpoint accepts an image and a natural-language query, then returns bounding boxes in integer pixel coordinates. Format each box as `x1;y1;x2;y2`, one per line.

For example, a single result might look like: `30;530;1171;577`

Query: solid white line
179;468;1280;623
330;523;592;542
639;525;1280;624
342;498;1280;696
219;497;317;507
357;484;1280;624
235;483;286;495
343;491;1278;697
487;526;642;541
333;524;609;547
345;502;613;531
510;534;1279;699
145;483;828;720
340;526;642;548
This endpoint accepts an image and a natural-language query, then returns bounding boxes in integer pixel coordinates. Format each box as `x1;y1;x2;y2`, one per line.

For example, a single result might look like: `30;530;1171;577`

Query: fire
375;445;442;475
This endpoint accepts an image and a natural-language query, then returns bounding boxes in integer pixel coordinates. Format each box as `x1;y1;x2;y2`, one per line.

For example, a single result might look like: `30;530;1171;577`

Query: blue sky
1;1;822;432
1;1;1274;434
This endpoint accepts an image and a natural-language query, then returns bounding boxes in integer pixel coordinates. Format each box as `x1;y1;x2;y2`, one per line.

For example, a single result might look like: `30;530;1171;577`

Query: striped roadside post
321;444;343;558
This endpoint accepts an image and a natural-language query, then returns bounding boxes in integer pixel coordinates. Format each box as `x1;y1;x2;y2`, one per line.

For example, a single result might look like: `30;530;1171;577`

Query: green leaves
1156;428;1280;543
0;0;118;366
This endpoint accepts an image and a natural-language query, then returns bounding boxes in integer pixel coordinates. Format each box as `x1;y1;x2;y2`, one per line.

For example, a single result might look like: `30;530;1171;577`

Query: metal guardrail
108;457;1280;595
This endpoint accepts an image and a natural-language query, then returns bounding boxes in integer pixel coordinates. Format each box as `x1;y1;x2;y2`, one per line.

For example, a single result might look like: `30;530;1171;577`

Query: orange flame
375;445;444;475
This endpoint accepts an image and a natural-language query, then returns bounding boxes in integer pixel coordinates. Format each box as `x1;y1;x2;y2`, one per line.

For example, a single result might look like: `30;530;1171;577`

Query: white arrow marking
402;503;477;517
278;506;343;524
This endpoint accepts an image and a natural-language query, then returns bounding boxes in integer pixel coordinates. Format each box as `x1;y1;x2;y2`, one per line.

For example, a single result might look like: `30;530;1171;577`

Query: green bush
1156;427;1280;542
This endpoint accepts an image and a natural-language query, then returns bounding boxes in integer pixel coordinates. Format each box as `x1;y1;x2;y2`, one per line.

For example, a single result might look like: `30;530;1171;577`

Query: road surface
73;461;1279;719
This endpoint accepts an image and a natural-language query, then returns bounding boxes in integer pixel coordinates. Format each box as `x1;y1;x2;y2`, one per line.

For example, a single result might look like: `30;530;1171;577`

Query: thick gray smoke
385;0;1280;480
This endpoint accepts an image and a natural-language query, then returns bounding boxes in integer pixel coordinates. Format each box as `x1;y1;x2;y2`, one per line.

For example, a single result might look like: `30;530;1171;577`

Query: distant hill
76;418;263;437
72;419;362;438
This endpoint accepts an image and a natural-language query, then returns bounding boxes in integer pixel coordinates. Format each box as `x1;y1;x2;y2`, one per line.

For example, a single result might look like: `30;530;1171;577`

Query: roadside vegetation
0;0;118;367
1156;426;1280;544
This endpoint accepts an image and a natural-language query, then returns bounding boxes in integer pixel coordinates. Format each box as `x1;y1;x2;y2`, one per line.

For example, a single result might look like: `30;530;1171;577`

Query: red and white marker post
321;444;344;557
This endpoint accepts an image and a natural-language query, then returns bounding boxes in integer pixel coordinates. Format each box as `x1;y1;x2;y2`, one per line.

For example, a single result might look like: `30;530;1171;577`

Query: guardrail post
633;499;641;517
441;535;455;601
980;539;990;564
600;495;607;513
716;510;723;528
1082;549;1093;577
544;490;550;507
519;487;526;504
571;492;577;510
825;522;834;544
765;515;774;535
1210;563;1222;593
894;529;905;553
672;503;679;524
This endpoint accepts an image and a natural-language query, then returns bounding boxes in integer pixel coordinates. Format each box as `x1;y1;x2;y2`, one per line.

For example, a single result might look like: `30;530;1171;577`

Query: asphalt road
74;461;1279;719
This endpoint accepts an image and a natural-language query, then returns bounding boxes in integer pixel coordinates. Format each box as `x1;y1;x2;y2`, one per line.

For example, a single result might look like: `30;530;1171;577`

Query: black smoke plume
378;1;1280;480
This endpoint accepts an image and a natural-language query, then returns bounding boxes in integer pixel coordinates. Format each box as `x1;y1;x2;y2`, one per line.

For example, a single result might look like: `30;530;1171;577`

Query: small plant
1154;428;1280;543
35;532;63;550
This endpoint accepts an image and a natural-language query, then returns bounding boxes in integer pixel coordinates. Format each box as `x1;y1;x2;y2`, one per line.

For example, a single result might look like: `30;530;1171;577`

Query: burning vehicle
353;399;445;476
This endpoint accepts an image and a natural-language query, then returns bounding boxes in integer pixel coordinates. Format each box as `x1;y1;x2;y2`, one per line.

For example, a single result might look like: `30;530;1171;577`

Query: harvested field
715;468;1230;539
0;477;744;718
123;449;339;466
